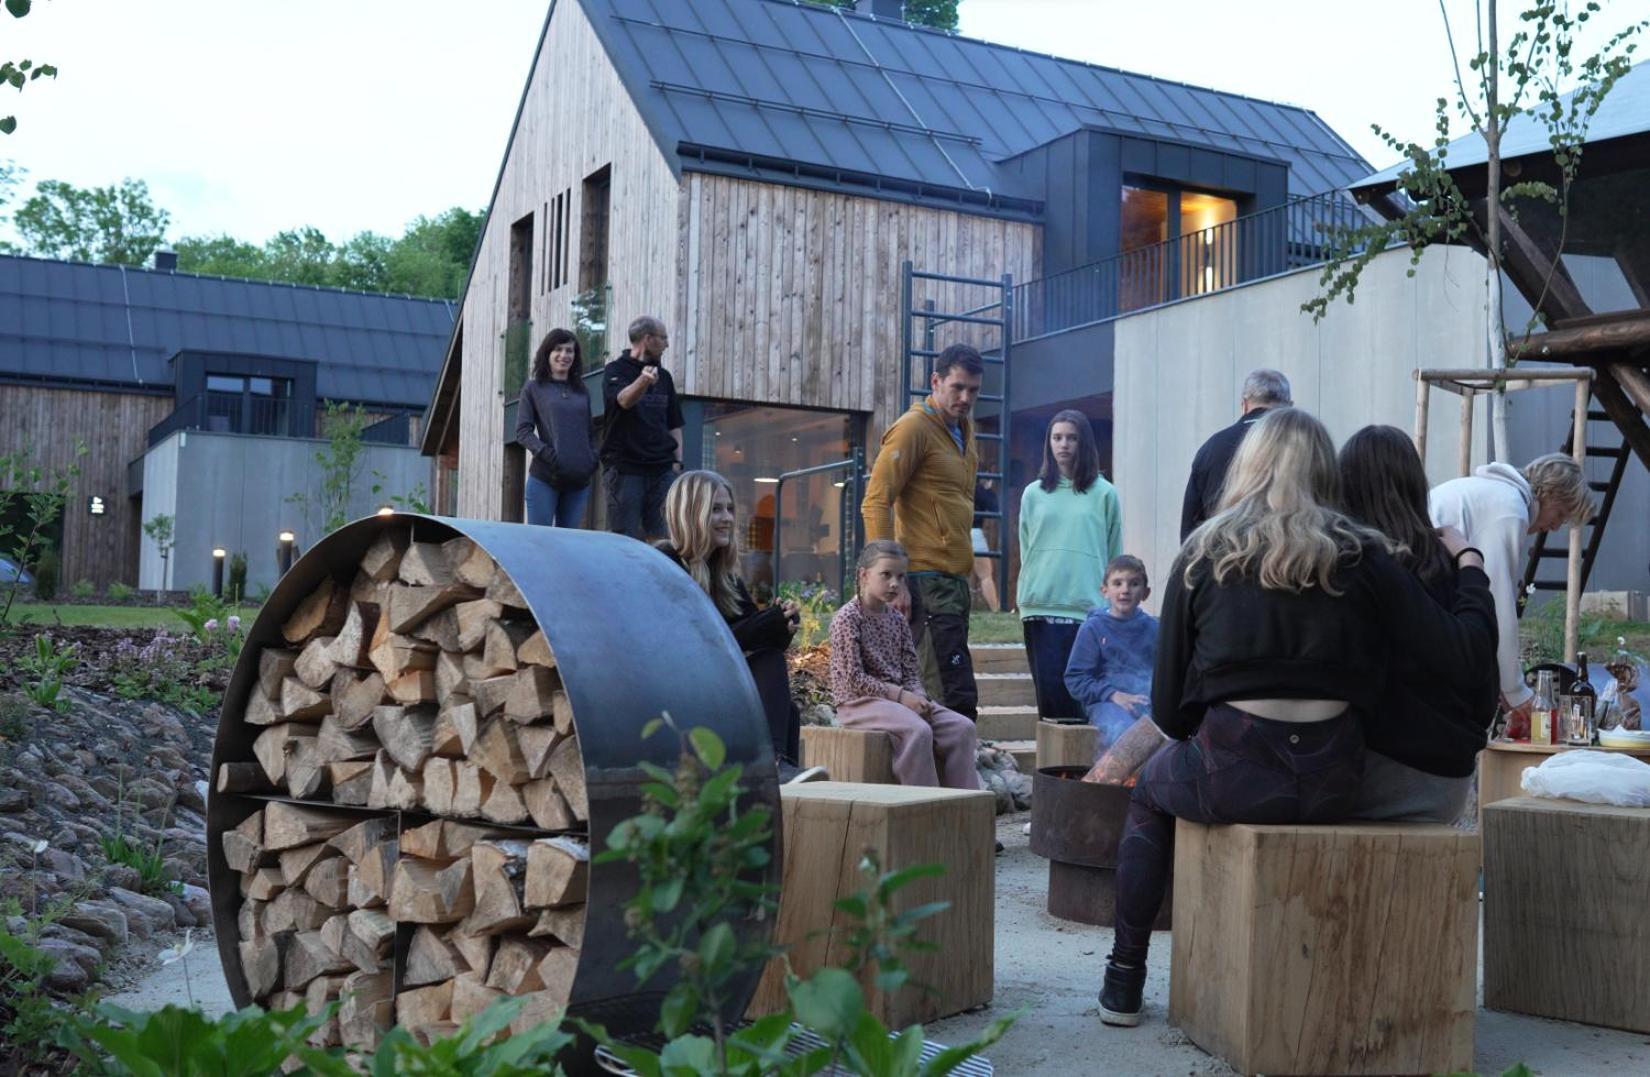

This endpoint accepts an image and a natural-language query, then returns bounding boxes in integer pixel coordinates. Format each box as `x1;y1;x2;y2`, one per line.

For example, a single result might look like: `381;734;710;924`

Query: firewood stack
217;529;589;1049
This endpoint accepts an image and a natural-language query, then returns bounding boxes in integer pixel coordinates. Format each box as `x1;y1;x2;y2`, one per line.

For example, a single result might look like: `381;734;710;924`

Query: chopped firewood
279;842;340;887
368;750;424;810
281;677;331;722
405;925;466;986
431;707;464;757
480;779;529;826
369;623;438;682
240;935;285;998
244;691;280;727
551;690;576;736
304;974;347;1047
389;857;474;923
536;947;579;1002
455;599;504;651
338;970;393;1051
285;929;352;990
410;1022;460;1048
321;912;350;958
216;762;269;794
528;905;585;949
238;898;267;942
517;629;555;669
471;675;515;718
452;761;494;817
252;725;300;785
487;572;527;610
361;531;409;582
517;727;561;781
422;758;457;816
401;819;507;861
548;735;587;820
451;972;506;1023
331;670;387;731
328;760;375;805
526;837;588;909
487;938;551;995
264;801;357;851
327;816;395;866
343;910;394;975
327;601;381;669
295;635;342;690
242;866;285;902
463;652;500;684
259;648;298;699
522;777;574;831
348;840;396;910
224;810;266;873
284;737;328;799
373;704;438;771
508;991;565;1038
349;572;388;606
461;840;534;936
449;931;495;981
388;582;480;634
504;666;558;723
399;541;454;587
387;669;437;705
484;621;533;676
410;607;461;653
304;856;351;908
446;701;481;753
316;715;380;763
435;651;470;704
444;536;496;589
471;719;530;784
282;576;351;646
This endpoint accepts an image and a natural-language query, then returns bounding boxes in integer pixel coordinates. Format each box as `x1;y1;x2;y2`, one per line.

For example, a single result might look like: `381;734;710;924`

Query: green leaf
688;726;726;769
658;1034;718;1074
641;717;664;739
660;983;698;1038
788;967;864;1039
698;920;736;971
651;875;685;913
0;116;16;135
877;863;944;902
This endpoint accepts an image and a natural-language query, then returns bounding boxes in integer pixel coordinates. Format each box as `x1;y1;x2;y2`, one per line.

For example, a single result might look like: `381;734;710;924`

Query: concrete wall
138;431;428;593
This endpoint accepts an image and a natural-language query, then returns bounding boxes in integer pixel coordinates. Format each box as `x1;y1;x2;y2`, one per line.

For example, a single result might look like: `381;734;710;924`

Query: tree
173;233;269;279
141;513;175;599
14;178;171;265
261;225;336;286
381;207;482;297
1305;0;1644;462
2;0;57;136
808;0;961;32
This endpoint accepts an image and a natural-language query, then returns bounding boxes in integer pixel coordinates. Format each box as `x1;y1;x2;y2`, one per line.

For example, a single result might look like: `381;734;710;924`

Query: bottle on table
1567;652;1597;745
1531;669;1556;747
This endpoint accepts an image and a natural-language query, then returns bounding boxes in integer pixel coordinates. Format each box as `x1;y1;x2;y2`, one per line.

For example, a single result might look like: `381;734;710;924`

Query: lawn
5;603;259;629
970;611;1024;644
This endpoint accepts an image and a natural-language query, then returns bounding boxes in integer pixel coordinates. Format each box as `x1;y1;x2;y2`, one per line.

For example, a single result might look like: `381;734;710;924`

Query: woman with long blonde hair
658;471;817;782
1092;408;1498;1028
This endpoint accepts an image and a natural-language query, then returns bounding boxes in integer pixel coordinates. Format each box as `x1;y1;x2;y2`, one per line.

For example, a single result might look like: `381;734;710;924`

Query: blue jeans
603;465;674;541
524;475;591;528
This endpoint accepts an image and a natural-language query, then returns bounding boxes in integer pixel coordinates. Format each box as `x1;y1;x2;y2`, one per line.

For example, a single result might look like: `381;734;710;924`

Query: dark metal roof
0;254;456;406
584;0;1372;207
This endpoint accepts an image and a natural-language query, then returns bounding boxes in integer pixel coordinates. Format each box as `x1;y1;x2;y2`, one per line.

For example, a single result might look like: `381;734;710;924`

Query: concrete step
993;739;1036;775
977;672;1036;709
970;643;1028;675
976;706;1038;742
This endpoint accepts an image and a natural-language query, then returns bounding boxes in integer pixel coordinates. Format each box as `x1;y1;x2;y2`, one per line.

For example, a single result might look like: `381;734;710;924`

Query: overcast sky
1;0;1636;247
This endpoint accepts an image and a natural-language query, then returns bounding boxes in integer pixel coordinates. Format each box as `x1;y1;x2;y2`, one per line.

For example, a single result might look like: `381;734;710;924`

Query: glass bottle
1531;669;1555;747
1568;652;1597;745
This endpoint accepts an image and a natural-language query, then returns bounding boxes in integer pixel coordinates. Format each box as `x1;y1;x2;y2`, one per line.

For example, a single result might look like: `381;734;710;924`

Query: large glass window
1119;185;1241;310
700;403;856;600
202;374;292;435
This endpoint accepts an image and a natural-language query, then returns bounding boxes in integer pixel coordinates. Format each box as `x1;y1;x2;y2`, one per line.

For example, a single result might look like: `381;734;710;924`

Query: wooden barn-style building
421;0;1370;595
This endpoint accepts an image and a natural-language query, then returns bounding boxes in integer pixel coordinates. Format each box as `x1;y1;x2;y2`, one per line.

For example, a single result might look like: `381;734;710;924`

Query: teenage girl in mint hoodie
1017;410;1122;720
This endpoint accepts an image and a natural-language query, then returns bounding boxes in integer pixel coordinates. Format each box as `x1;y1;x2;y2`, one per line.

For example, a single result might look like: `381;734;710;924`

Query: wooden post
1457;390;1475;477
1565;375;1589;663
1413;372;1431;460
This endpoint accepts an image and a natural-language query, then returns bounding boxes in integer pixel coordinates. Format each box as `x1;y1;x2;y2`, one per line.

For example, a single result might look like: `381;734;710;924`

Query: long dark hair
1037;409;1100;493
530;328;585;389
1338;424;1450;583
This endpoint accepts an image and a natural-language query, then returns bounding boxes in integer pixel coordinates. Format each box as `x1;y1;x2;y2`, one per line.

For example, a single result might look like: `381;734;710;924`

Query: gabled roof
0;254;456;407
583;0;1371;208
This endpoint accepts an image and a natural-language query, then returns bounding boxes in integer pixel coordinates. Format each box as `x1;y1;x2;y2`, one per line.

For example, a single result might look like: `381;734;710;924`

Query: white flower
158;928;196;966
31;839;47;854
204;619;219;631
226;615;241;631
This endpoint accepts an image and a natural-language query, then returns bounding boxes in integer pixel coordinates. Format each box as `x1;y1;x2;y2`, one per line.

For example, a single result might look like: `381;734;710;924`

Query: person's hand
1502;695;1534;739
1438;525;1470;558
1111;692;1149;717
890;590;912;618
780;600;801;634
638;365;660;387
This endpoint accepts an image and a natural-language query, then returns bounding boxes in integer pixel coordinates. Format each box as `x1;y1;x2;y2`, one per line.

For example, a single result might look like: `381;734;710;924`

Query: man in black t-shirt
601;315;683;541
1178;369;1291;541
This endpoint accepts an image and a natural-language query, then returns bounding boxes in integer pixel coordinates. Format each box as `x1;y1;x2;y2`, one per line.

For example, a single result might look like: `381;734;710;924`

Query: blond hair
663;470;742;617
1523;452;1595;526
1184;408;1389;594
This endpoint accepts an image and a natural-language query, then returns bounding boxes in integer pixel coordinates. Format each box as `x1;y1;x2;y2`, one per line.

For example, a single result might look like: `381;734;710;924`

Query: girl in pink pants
828;540;981;790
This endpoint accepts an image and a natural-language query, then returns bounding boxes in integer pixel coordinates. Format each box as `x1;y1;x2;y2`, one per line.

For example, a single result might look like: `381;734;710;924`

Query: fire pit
1030;765;1171;929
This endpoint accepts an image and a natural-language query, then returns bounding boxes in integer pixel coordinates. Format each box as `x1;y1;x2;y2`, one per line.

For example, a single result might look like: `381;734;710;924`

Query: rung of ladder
1585;446;1624;457
1588;410;1611;421
1589;481;1612;492
1537;549;1571;559
1530;580;1567;591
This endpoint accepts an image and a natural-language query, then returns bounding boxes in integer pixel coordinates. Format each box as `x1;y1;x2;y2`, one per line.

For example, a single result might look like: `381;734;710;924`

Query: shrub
29;547;58;601
69;578;95;600
17;634;76;713
106;581;136;603
99;833;173;896
226;551;248;603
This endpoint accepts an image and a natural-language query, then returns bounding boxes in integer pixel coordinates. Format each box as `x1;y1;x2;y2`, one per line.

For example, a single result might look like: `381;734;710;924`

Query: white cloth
1521;750;1650;807
1429;463;1533;707
970;527;988;556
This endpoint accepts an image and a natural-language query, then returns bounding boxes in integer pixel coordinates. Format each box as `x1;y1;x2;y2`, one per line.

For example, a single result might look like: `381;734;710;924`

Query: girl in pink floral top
829;540;981;789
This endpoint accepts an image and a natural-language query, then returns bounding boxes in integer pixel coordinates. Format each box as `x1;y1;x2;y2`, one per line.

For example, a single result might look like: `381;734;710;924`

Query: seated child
1063;555;1158;753
828;540;982;790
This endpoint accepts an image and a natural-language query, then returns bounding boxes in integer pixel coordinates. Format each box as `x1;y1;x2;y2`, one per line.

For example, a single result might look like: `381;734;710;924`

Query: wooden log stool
800;726;895;783
1170;821;1478;1076
1035;719;1097;769
1484;798;1650;1033
749;781;995;1027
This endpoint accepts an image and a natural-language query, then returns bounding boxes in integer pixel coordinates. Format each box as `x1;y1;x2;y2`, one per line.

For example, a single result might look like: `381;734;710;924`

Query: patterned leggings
1111;704;1364;966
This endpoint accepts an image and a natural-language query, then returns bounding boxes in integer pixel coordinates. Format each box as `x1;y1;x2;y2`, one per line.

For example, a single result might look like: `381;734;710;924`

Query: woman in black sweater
1094;408;1497;1028
516;328;597;528
1340;425;1500;821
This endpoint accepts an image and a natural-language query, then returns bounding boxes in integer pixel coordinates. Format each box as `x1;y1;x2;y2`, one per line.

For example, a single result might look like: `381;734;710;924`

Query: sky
0;0;1638;248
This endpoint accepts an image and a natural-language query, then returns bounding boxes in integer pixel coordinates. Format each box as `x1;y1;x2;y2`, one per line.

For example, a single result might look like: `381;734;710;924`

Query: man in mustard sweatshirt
861;344;984;719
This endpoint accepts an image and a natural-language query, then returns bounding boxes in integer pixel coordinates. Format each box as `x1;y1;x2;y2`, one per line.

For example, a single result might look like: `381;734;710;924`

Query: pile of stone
976;744;1032;814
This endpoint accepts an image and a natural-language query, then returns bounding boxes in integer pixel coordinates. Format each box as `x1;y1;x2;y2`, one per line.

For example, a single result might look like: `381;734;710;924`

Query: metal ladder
1518;400;1633;616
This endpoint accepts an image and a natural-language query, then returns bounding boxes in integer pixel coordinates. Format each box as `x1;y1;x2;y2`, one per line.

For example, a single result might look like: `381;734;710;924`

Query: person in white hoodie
1429;453;1594;734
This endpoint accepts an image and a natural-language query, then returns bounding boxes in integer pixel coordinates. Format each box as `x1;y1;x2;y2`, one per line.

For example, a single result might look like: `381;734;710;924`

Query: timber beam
1591;368;1650;473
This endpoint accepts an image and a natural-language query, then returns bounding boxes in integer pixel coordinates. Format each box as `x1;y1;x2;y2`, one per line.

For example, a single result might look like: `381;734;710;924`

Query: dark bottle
1569;652;1598;745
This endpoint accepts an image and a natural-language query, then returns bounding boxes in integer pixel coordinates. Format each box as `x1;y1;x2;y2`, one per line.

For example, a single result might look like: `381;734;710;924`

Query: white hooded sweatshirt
1429;463;1533;707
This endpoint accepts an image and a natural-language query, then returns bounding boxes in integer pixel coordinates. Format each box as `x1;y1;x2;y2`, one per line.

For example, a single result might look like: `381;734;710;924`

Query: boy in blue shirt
1064;555;1158;754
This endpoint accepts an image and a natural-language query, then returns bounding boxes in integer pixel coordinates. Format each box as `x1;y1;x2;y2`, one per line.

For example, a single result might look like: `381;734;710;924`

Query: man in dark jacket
1178;369;1291;541
601;315;682;541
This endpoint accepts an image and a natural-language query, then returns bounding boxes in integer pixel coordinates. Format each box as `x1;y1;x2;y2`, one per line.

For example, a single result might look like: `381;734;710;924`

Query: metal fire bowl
1030;765;1171;929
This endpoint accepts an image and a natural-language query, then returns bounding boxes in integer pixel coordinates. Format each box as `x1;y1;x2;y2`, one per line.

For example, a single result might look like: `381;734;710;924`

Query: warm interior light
833;481;845;488
1203;266;1214;289
212;547;227;559
278;531;296;543
754;477;780;484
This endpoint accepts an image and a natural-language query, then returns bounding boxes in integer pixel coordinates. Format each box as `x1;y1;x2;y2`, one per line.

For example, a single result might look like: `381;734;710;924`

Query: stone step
994;739;1036;775
977;672;1036;709
969;643;1027;675
976;707;1038;742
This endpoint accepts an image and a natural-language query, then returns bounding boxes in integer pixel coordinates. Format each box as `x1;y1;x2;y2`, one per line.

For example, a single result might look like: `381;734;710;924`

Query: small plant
69;578;95;600
0;693;27;741
776;582;843;650
100;832;174;896
106;580;136;603
0;441;83;625
226;551;248;603
29;545;58;601
173;588;245;662
0;920;69;1067
287;401;371;535
17;633;76;713
142;513;175;599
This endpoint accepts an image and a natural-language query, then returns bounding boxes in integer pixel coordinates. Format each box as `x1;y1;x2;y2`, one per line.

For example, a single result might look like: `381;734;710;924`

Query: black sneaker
1098;957;1146;1027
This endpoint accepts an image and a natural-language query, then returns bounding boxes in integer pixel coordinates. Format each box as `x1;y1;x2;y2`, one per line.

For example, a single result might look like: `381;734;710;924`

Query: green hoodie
1016;475;1123;620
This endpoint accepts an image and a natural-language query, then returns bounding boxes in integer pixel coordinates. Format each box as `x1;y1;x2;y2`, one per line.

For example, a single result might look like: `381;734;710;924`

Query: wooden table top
1484;741;1650;756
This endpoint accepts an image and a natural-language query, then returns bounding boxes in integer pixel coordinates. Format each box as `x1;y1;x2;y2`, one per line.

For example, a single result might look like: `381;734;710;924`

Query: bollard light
376;505;395;517
277;531;297;576
212;547;227;598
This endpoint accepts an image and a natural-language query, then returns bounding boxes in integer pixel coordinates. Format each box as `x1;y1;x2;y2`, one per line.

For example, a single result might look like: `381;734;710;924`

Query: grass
969;611;1025;644
5;603;259;629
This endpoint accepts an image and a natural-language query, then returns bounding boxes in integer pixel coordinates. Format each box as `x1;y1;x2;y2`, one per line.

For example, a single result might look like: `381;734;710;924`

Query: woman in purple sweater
515;328;597;528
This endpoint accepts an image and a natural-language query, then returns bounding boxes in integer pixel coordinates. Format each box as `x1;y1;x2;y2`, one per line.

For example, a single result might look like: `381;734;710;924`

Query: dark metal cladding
206;512;780;1037
1030;765;1171;930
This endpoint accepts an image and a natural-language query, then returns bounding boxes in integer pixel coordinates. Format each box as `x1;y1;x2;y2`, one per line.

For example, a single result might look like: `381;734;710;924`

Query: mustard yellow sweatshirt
861;398;978;577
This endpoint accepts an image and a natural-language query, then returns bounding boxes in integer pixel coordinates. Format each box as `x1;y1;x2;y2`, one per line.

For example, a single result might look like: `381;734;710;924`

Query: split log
504;666;559;723
455;599;504;651
279;841;339;887
449;931;495;982
343;910;394;975
304;856;351;908
411;1022;460;1048
431;708;464;757
286;930;352;990
240;935;286;998
401;819;506;861
281;677;331;722
410;607;461;654
245;691;281;727
259;648;298;699
316;715;379;763
487;572;527;610
471;719;530;784
216;762;269;794
508;991;565;1037
283;737;328;800
422;758;457;816
368;750;424;811
487;938;552;995
446;701;481;754
348;839;397;910
304;974;347;1047
517;629;555;669
399;542;454;587
518;727;562;781
388;582;480;634
529;905;585;949
264;801;357;851
243;866;285;902
321;912;350;958
484;621;534;676
373;705;438;771
525;838;588;909
389;857;475;923
461;840;534;936
251;719;297;782
551;690;576;736
223;810;265;874
548;735;587;820
331;671;386;731
295;636;341;690
327;760;375;805
445;536;496;589
451;972;505;1023
238;898;267;941
350;572;388;606
452;762;494;818
435;651;470;704
387;669;437;705
360;531;409;582
405;925;467;986
338;970;393;1050
369;628;437;683
522;778;573;831
327;816;395;866
327;601;381;669
471;675;516;718
266;887;330;932
479;780;529;826
536;947;580;1002
283;577;351;645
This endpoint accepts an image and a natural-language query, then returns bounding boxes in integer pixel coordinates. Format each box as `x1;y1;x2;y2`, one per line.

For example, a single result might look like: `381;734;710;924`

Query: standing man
862;344;984;719
1179;369;1292;541
602;316;682;541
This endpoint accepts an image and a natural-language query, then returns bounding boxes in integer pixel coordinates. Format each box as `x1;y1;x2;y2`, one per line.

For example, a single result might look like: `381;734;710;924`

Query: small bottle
1569;653;1597;744
1532;669;1555;746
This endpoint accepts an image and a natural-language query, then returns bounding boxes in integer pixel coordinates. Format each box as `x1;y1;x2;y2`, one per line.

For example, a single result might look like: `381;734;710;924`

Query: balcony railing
147;392;313;447
1012;191;1384;340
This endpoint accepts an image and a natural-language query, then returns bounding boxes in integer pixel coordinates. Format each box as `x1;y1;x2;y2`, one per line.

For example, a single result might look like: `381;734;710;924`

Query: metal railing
147;392;312;447
772;450;865;599
1012;191;1382;340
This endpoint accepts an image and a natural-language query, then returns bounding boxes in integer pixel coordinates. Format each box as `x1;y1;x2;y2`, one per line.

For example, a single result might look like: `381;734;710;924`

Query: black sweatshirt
1151;543;1498;753
1179;408;1272;541
601;352;683;473
515;377;597;489
655;544;793;652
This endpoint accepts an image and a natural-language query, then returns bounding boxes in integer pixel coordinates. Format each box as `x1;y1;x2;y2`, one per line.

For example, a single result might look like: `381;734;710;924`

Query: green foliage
99;832;174;896
226;551;248;603
14;178;170;265
17;632;75;712
106;581;137;603
142;513;175;598
107;630;224;712
1;0;57;136
365;995;574;1075
287;402;370;535
69;578;95;599
0;441;82;624
0;692;27;740
173;587;231;641
0;919;70;1067
775;583;842;650
29;543;57;599
807;0;960;31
